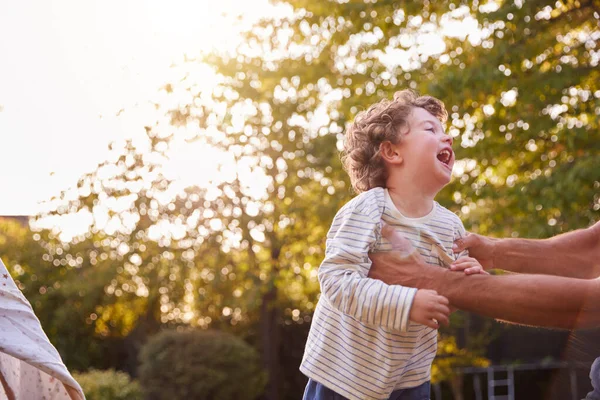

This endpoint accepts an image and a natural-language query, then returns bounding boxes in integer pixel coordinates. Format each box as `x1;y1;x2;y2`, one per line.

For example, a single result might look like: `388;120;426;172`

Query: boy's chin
434;174;452;189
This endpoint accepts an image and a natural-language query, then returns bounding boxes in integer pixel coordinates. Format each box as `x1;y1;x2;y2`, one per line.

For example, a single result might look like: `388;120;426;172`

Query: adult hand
452;232;497;270
368;223;436;288
369;224;451;327
380;223;416;253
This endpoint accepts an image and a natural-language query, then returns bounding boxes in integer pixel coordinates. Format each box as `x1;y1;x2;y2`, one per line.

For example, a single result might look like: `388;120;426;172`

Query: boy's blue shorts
302;378;430;400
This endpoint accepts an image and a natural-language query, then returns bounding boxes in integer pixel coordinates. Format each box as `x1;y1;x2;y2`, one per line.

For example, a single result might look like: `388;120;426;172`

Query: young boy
300;90;484;400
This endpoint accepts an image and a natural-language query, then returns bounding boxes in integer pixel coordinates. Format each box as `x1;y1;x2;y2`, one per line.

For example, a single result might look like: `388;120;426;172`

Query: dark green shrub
139;329;267;400
72;369;142;400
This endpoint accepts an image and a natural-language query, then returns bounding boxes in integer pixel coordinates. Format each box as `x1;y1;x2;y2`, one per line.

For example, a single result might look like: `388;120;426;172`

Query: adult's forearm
493;223;600;279
418;269;600;329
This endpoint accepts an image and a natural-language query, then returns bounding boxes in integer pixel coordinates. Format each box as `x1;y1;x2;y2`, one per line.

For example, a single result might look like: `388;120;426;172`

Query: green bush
139;329;267;400
72;369;142;400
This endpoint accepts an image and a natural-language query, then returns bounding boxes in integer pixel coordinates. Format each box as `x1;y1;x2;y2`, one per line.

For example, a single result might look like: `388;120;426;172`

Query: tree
185;0;599;396
168;1;483;397
163;64;349;398
30;132;205;373
420;0;600;237
0;217;117;370
24;0;599;397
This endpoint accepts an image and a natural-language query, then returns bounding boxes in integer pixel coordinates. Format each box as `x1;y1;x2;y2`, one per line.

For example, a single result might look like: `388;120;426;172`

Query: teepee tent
0;258;84;400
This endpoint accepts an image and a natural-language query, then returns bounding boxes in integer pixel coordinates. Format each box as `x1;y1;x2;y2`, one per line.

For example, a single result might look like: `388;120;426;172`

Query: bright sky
0;0;270;216
0;1;482;219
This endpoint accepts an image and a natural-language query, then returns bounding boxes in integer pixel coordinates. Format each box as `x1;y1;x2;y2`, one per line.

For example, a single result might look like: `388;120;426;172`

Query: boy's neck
386;180;438;218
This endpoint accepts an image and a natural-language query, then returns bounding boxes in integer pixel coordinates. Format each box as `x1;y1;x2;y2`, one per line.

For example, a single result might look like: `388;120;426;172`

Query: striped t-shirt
300;187;468;400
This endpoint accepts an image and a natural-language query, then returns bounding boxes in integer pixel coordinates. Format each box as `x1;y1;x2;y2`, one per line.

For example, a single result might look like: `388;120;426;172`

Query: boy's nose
442;134;453;146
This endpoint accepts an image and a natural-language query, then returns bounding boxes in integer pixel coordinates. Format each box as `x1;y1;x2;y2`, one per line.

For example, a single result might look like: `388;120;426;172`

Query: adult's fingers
381;223;414;252
452;231;475;253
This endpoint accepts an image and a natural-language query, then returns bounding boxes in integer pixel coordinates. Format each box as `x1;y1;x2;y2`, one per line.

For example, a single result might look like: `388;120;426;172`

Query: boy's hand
450;256;489;275
409;289;450;329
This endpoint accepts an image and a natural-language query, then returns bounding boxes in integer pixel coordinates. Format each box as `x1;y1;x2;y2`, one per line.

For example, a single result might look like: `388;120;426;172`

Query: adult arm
369;230;600;329
452;220;600;279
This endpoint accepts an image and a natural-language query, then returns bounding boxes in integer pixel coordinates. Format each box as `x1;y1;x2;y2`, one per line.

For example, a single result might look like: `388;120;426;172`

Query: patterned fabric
300;187;467;400
0;258;84;400
586;358;600;400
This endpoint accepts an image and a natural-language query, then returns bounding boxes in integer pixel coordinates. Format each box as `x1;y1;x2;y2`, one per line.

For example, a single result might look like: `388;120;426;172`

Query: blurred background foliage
0;0;599;398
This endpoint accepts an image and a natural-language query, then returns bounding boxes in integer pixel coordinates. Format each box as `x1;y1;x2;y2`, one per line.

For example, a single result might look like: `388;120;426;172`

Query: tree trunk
123;294;161;377
261;285;281;400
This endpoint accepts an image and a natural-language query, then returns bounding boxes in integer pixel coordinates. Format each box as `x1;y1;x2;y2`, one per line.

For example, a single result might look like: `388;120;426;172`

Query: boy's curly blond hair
341;90;448;193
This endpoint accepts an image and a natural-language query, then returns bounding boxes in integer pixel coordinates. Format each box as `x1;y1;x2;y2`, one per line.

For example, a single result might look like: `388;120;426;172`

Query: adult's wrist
415;263;447;292
488;236;500;270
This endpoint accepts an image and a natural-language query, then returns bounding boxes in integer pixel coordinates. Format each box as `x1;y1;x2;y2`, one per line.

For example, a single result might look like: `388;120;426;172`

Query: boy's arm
319;203;448;331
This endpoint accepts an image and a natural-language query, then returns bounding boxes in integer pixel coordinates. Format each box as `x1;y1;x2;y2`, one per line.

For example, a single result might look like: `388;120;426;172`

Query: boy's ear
380;141;403;165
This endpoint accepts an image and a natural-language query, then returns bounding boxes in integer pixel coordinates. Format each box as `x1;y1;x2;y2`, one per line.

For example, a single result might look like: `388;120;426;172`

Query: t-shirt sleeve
318;201;417;332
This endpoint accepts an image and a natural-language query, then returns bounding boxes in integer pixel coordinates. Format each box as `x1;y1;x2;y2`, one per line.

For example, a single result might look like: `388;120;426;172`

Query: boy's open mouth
437;148;452;165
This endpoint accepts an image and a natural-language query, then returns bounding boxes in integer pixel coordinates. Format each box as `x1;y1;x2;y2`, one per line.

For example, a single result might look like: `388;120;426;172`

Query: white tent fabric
0;258;84;400
586;357;600;400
